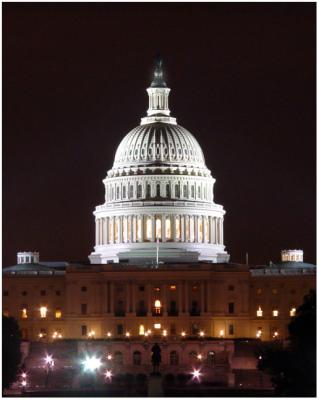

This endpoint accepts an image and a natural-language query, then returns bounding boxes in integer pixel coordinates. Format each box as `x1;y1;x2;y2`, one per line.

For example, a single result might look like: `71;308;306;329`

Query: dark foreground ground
5;387;275;397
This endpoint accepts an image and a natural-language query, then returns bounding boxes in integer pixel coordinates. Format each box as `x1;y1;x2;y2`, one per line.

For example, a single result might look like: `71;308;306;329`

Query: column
172;215;176;241
105;217;109;244
132;217;136;243
214;217;218;244
162;283;167;316
194;215;198;242
129;215;133;242
112;216;116;244
221;218;224;245
126;283;130;313
140;216;144;242
131;283;136;314
184;282;189;314
178;282;183;314
200;282;205;315
181;215;185;242
119;216;123;243
203;216;207;243
110;282;114;314
162;214;166;242
147;284;152;316
95;219;99;246
209;217;213;244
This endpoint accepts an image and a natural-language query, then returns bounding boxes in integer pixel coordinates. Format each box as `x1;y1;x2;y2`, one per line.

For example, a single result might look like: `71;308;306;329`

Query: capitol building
3;59;316;389
89;57;228;265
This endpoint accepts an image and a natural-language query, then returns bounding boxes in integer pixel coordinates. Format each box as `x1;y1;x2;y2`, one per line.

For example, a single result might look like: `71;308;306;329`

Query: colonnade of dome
95;214;224;246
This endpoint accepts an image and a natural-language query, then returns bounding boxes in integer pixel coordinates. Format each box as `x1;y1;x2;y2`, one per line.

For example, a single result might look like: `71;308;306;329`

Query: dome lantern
141;56;177;125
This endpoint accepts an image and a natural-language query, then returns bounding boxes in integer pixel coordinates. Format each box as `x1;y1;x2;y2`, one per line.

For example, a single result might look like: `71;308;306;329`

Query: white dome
113;123;205;169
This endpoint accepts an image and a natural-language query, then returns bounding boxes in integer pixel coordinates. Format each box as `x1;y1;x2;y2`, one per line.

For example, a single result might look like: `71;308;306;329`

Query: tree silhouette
3;315;22;389
258;289;316;396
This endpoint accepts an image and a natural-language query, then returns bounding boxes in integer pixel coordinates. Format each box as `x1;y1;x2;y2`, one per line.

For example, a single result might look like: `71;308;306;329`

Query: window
137;184;142;198
146;184;151;198
40;290;46;296
22;291;27;296
21;307;28;319
129;185;133;198
170;324;176;335
198;186;201;198
257;288;262;294
183;185;187;198
4;291;8;296
191;186;195;198
257;306;263;317
81;304;87;315
154;300;161;315
81;286;87;292
116;186;120;199
133;351;142;366
228;324;234;335
192;285;198;292
114;351;123;365
175;184;180;198
170;351;179;365
191;324;199;335
155;218;161;239
55;290;61;296
81;325;87;336
272;309;279;317
122;186;126;198
256;327;262;338
139;324;145;335
117;324;124;335
166;184;170;197
228;285;234;291
166;217;171;239
146;217;152;240
290;307;296;317
139;286;145;292
170;285;176;291
154;323;161;329
272;288;278;295
40;306;47;318
156;184;161;197
228;302;235;314
55;308;62;319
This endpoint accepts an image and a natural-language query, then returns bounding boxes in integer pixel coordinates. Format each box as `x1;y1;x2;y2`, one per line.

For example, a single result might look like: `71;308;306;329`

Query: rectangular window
40;290;46;296
228;302;235;314
40;306;47;318
55;308;62;319
228;285;234;291
170;324;176;335
228;324;234;335
117;324;123;335
81;286;87;292
81;325;87;336
21;307;28;319
139;286;145;292
81;304;87;315
55;290;61;296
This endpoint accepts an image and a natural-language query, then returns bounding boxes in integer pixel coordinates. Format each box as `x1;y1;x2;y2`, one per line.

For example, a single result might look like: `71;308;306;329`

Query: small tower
281;249;303;262
17;251;40;264
141;55;177;125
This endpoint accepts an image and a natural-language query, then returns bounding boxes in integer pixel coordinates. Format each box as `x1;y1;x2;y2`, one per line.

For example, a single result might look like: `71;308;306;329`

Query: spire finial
150;54;167;88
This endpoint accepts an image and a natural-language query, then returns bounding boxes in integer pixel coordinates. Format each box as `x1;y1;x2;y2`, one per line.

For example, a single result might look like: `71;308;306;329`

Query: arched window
156;218;162;239
175;184;180;198
156;184;161;197
146;217;152;240
116;186;120;199
191;186;195;198
122;186;126;199
137;184;142;198
146;184;151;198
170;351;179;365
114;351;123;365
129;185;134;199
111;187;114;200
183;185;187;198
165;217;171;240
133;351;142;366
166;184;170;198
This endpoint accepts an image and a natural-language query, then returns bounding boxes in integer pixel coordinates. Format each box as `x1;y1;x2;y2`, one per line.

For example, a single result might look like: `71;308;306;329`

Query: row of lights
256;306;296;318
86;328;206;339
256;328;279;339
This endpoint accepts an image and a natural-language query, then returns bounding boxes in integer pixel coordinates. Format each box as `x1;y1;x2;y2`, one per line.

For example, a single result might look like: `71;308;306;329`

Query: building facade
2;59;316;386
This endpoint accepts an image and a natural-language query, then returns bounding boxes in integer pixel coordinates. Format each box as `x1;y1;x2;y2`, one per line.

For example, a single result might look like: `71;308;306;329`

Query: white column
181;215;185;242
140;215;144;242
129;216;133;242
162;214;166;242
119;216;123;243
194;215;198;242
95;219;99;246
105;217;109;244
214;217;218;244
203;216;207;243
221;218;224;245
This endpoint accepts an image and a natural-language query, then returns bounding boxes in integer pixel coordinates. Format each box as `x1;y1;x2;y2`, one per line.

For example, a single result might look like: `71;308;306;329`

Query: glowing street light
45;355;54;366
88;330;95;338
105;370;112;380
199;331;205;337
107;332;112;338
107;354;112;360
125;332;130;338
191;368;202;381
197;354;202;360
21;380;27;388
21;372;27;379
82;355;102;372
181;331;186;337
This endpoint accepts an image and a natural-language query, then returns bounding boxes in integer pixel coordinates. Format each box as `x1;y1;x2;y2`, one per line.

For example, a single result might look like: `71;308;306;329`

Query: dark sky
3;3;316;266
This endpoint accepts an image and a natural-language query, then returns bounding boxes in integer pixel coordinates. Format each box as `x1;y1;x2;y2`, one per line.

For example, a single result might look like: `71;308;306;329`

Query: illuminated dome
89;57;229;264
113;123;206;170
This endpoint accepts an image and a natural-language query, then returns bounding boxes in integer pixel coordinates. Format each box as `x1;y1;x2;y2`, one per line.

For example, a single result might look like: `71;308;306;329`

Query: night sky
3;3;316;267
